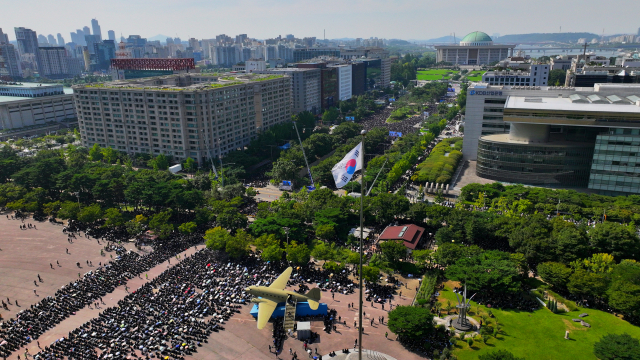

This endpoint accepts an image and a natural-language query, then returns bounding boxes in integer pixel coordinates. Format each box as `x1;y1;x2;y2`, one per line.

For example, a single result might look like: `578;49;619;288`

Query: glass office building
589;130;640;195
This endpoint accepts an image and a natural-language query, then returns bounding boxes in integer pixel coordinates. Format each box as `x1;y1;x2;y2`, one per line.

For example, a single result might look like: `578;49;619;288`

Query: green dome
461;31;492;43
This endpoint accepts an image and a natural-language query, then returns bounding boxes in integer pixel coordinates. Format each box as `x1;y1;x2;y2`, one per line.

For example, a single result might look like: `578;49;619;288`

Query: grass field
465;71;485;82
417;69;460;81
435;282;640;360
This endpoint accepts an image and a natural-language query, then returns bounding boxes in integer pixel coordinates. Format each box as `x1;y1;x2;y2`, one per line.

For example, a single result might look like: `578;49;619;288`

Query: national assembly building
435;31;516;66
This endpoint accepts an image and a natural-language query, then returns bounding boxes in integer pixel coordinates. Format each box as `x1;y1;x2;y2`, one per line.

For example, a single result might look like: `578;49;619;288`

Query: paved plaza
0;213;426;360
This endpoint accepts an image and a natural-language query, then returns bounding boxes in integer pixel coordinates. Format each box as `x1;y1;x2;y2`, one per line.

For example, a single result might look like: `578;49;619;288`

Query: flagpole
358;130;366;359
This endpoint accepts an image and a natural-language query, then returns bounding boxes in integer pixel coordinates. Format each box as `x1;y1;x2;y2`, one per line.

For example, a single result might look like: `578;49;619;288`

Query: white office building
331;64;352;101
481;64;550;87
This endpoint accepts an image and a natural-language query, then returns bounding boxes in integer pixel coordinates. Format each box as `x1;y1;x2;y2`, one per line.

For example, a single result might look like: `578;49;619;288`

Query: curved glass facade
477;137;595;186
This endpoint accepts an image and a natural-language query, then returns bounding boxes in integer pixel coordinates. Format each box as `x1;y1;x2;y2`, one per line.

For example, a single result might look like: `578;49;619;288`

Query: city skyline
0;0;638;42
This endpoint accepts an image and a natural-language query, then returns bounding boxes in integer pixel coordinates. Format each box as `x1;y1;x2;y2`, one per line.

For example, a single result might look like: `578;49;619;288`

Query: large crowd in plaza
0;221;403;360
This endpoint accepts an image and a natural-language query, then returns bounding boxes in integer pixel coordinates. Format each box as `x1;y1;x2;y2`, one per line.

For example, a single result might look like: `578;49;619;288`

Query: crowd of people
0;220;401;360
0;225;206;360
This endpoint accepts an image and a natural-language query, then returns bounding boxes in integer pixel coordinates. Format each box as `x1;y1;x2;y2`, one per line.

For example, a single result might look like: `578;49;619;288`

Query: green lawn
417;69;460;81
465;71;485;82
435;283;640;360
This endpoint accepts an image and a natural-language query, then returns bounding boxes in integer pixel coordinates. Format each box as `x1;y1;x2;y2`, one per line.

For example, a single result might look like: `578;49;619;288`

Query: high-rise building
235;34;247;44
38;47;72;79
14;27;42;71
108;30;116;41
166;38;174;45
85;35;101;55
211;46;238;66
174;37;181;45
76;29;86;45
94;40;115;71
91;19;102;40
0;28;6;44
57;33;65;46
83;26;91;37
0;43;23;78
256;68;321;114
73;73;292;165
38;34;48;44
47;34;57;45
188;38;200;51
330;64;352;101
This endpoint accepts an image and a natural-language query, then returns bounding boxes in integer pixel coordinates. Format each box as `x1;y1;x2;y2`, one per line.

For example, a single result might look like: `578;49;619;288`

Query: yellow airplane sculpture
246;267;321;329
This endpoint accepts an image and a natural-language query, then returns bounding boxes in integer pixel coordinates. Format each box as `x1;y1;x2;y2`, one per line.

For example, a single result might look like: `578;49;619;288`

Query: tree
361;266;380;283
315;224;336;242
593;333;640;360
380;240;407;265
104;208;125;227
89;143;103;161
607;261;640;315
183;157;196;172
286;241;311;265
217;207;248;231
226;230;251;259
322;107;339;123
537;262;572;290
412;249;435;271
589;222;640;261
479;350;525;360
77;203;102;223
311;241;336;260
268;158;298;183
178;221;197;234
101;147;118;164
567;269;609;299
548;69;566;87
446;250;521;294
261;244;285;262
368;193;410;225
204;227;232;251
149;210;173;239
57;201;80;220
387;306;435;341
148;154;170;171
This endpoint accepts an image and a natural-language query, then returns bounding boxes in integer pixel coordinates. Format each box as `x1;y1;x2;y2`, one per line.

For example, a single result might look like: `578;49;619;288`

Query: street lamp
283;227;290;245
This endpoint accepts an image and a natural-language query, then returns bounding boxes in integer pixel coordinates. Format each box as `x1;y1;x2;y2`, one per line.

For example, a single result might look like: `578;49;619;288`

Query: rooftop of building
72;73;285;91
378;224;425;250
0;86;73;104
505;95;640;114
461;31;493;43
480;133;596;146
0;82;64;89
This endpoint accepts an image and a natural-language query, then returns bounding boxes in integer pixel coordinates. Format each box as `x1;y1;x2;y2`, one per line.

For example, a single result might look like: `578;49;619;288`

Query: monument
452;284;476;331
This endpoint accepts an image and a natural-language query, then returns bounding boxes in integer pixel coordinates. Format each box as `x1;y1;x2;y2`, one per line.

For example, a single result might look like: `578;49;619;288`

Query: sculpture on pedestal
452;284;475;331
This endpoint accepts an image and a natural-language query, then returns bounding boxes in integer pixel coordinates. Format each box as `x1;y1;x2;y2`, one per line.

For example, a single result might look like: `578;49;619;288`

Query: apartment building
73;73;291;164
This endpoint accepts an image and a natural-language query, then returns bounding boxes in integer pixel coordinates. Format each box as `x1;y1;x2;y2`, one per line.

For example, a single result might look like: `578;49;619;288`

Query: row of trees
413;137;462;184
459;182;640;223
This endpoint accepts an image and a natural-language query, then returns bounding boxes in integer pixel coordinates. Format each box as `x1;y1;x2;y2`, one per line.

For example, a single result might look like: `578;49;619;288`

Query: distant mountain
388;39;412;45
147;34;173;43
494;32;599;43
416;35;459;44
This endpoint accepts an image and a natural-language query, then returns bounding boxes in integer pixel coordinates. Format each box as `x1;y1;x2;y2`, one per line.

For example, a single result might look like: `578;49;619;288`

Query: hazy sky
1;0;639;41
